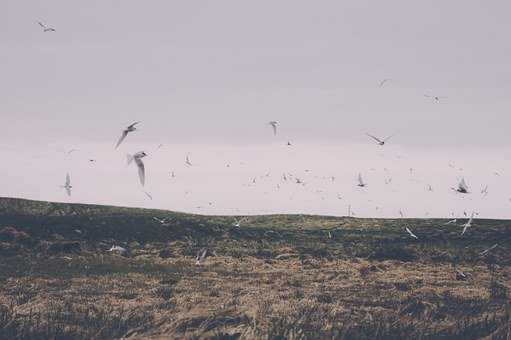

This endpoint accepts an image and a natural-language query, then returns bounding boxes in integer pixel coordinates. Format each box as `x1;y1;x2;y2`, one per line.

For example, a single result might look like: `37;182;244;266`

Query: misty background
2;1;511;218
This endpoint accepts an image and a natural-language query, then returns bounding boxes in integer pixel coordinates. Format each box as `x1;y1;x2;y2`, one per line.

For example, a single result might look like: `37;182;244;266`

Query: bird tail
126;154;134;165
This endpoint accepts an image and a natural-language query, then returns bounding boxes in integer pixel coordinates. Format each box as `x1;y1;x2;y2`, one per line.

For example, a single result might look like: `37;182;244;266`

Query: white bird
61;173;72;196
399;210;405;218
127;151;147;186
196;248;208;265
366;133;395;146
152;217;170;225
108;245;129;257
143;191;153;200
268;121;278;136
405;227;418;239
481;185;489;196
233;217;247;227
452;178;469;193
480;243;498;256
38;21;55;32
185;155;193;166
357;173;366;187
461;213;475;236
445;218;457;225
424;94;447;102
115;122;140;148
379;78;391;88
427;184;433;192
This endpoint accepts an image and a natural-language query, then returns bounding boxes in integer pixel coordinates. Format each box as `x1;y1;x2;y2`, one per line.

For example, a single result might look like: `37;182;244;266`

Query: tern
152;217;170;226
127;151;147;186
366;133;395;146
196;248;208;265
461;213;475;236
445;218;457;225
424;94;446;102
143;191;153;200
481;185;488;196
38;21;55;32
233;217;247;227
61;173;72;196
268;121;278;136
357;173;366;187
108;245;129;257
185;155;193;166
452;178;469;193
379;78;391;88
480;243;498;256
405;227;418;239
115;122;140;148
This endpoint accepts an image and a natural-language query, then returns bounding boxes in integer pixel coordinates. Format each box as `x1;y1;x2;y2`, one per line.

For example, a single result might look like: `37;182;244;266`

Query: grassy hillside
0;197;510;339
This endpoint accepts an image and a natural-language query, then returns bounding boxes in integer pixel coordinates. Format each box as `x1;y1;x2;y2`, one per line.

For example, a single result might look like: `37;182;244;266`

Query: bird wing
459;178;468;191
65;173;71;186
379;79;390;87
135;158;145;186
383;133;396;142
116;130;128;148
271;123;277;135
38;22;46;28
128;121;140;129
406;227;418;239
358;173;364;185
366;133;383;144
65;186;71;196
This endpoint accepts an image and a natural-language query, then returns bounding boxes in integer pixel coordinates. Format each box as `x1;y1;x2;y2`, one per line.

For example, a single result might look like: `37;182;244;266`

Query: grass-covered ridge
0;197;510;339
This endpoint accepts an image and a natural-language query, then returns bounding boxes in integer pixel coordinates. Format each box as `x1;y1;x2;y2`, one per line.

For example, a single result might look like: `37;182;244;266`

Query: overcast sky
2;1;511;218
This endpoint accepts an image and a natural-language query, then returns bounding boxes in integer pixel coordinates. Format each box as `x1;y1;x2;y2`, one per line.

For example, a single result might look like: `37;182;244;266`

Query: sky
2;1;511;218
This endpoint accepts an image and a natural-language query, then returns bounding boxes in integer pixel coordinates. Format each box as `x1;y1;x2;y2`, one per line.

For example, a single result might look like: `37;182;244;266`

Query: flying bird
424;94;446;102
38;21;55;32
185;155;193;166
127;151;147;186
143;191;153;200
268;121;278;135
152;217;170;226
366;133;395;146
115;122;140;148
461;213;475;236
445;218;457;225
481;185;489;196
452;178;469;194
233;217;247;227
108;245;129;257
357;173;366;187
480;243;498;256
379;78;391;88
405;227;418;239
61;173;72;196
196;248;208;265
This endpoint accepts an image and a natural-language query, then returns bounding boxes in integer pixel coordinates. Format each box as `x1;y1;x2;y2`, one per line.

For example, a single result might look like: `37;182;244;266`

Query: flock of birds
36;20;501;266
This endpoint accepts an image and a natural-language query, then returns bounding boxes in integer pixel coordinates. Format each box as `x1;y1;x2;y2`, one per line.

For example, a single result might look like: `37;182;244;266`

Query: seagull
452;178;469;194
61;173;72;196
366;133;395;146
127;151;147;186
454;265;468;281
399;210;405;218
480;244;498;256
481;185;489;196
67;149;78;155
196;248;208;265
287;141;292;146
379;78;391;88
424;94;446;102
108;245;129;257
405;227;418;239
445;218;457;225
152;217;170;226
461;213;475;236
115;122;140;148
38;21;55;32
185;155;193;166
233;217;247;227
357;173;366;187
427;184;433;192
143;191;153;200
268;121;278;136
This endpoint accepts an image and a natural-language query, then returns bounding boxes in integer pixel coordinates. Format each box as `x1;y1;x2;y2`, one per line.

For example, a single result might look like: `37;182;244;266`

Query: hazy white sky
2;1;511;218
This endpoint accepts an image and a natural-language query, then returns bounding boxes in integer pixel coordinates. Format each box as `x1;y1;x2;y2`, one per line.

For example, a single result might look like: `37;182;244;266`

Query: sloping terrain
0;197;510;339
